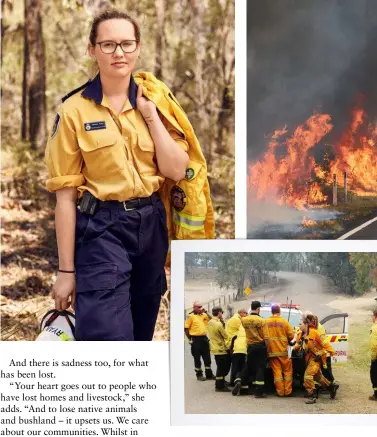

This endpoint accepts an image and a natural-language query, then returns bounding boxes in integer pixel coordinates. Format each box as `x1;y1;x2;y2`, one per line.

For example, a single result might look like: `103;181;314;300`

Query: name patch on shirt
84;121;106;131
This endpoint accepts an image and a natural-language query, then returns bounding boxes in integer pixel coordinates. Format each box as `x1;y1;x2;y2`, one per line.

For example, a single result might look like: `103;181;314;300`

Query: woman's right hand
52;272;76;311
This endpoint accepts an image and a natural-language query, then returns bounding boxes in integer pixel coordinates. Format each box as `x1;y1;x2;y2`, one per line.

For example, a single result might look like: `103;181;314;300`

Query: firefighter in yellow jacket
230;323;249;396
317;321;336;384
226;309;248;387
185;302;214;381
369;308;377;401
207;307;231;392
302;311;336;384
241;301;270;398
265;304;295;397
303;315;339;404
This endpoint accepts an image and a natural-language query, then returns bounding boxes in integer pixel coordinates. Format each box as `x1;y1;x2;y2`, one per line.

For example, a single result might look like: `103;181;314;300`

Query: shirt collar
81;73;137;109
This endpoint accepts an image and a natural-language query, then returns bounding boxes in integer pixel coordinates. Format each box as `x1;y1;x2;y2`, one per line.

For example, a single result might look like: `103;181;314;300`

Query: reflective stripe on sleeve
173;211;205;230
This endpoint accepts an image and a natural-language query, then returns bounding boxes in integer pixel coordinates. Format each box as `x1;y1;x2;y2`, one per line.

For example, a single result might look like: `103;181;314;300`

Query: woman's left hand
136;84;157;121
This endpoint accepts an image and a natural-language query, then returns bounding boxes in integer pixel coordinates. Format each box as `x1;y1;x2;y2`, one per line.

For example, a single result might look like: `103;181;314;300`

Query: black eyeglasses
96;40;138;54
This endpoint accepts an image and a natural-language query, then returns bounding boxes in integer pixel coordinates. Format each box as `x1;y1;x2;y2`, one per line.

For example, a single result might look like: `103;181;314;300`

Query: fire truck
249;302;349;390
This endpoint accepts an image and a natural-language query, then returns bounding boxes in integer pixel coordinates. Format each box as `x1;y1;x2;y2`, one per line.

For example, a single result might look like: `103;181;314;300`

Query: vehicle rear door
320;313;349;363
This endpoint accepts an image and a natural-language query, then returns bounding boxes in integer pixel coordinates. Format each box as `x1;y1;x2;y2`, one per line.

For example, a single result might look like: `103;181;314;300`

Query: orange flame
249;102;377;209
301;216;317;227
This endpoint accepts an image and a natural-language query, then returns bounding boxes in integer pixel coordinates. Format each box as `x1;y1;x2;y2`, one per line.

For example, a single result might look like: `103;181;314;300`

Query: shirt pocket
78;132;121;174
134;133;157;175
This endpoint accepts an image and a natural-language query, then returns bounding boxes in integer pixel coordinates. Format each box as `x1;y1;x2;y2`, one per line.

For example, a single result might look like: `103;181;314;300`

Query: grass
348;323;372;370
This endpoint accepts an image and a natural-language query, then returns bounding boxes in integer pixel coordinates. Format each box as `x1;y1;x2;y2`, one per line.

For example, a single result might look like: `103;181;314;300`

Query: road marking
337;216;377;240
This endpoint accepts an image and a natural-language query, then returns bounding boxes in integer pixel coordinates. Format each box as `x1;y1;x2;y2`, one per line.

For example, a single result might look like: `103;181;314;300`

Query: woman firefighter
44;9;211;341
301;315;339;404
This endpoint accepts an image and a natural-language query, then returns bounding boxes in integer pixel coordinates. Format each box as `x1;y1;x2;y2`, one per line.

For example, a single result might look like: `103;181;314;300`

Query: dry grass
1;199;171;341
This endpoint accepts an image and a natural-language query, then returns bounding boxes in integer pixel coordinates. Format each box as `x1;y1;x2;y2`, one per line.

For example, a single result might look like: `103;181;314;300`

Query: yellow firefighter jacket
265;315;294;358
317;322;335;357
241;313;269;345
134;73;215;262
233;325;247;355
225;313;242;349
305;327;327;367
370;322;377;361
207;317;228;355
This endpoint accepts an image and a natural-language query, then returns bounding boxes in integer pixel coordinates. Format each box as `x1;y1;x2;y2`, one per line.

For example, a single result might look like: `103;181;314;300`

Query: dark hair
89;9;141;45
373;308;377;318
251;301;261;311
304;314;318;328
212;307;223;317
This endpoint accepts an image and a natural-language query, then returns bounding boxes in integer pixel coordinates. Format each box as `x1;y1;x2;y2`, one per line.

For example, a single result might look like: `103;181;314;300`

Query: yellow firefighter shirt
45;74;189;201
225;313;242;349
185;313;209;336
265;315;294;358
207;317;228;355
241;313;269;345
370;322;377;361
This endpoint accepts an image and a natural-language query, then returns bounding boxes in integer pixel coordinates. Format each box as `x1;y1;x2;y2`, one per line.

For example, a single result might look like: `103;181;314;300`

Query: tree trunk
190;0;210;162
155;0;165;79
23;0;47;150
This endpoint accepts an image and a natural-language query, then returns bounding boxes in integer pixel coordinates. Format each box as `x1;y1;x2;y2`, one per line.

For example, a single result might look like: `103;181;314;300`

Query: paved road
184;272;366;414
339;216;377;240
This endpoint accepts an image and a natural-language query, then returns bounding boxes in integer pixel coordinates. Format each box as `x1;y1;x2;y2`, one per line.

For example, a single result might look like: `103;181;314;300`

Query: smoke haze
247;0;377;161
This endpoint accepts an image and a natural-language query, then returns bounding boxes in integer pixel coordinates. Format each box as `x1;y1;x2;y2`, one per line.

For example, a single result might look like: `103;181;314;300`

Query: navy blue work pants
74;195;168;341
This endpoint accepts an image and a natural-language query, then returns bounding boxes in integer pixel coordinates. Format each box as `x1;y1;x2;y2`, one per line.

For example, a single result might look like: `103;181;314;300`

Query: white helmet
36;309;76;341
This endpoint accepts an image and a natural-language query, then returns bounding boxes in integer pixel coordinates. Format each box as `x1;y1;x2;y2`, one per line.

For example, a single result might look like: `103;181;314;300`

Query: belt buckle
123;201;135;212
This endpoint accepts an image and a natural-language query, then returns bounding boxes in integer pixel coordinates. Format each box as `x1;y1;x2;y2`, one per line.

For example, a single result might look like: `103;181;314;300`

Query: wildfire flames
249;102;377;210
301;217;318;228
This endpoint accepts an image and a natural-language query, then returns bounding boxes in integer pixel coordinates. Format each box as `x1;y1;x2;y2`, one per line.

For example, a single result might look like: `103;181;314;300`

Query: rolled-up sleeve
45;106;85;192
159;113;189;152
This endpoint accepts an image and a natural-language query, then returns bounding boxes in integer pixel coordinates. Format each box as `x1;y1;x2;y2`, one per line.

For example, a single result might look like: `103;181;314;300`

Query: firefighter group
185;300;367;404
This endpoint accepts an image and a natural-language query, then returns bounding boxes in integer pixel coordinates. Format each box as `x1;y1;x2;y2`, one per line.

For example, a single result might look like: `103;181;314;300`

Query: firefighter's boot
197;375;206;381
232;380;241;396
315;385;321;399
205;368;215;380
329;383;339;399
240;386;249;396
305;393;316;404
215;386;230;392
369;394;377;401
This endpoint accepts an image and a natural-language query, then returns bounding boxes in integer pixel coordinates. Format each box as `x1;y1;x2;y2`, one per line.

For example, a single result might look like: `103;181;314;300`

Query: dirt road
184;271;377;414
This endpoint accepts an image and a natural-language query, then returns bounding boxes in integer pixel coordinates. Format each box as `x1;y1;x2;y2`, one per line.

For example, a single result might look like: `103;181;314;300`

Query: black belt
78;191;158;214
99;193;157;211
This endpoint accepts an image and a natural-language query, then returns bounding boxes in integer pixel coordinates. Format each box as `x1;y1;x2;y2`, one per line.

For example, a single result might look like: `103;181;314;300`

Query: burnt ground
248;205;377;239
0;199;171;341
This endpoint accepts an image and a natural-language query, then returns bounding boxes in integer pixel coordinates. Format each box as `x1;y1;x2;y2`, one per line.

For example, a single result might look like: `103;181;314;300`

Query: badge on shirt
185;168;195;180
84;121;106;131
51;114;60;138
171;186;186;212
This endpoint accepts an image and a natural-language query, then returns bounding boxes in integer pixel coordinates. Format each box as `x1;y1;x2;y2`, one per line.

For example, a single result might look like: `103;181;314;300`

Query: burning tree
249;102;377;210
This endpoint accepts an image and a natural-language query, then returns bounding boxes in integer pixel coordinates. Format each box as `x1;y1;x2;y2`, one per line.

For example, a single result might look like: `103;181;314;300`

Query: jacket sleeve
370;326;377;361
225;317;240;348
185;315;192;330
45;106;85;192
219;323;228;341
